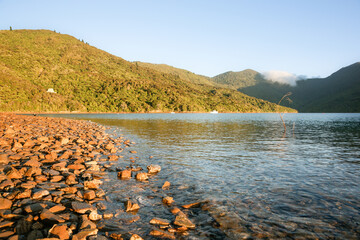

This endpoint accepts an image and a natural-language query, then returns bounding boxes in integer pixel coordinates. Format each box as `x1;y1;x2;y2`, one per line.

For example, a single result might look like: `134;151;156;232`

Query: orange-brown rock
182;202;202;209
83;190;96;200
150;218;171;226
149;230;175;239
125;200;140;212
162;181;171;189
117;169;132;180
49;224;72;239
0;197;12;210
135;172;148;181
162;196;174;206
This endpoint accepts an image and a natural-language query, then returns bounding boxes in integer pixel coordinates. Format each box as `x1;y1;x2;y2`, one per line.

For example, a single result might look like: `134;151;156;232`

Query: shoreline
0;113;208;240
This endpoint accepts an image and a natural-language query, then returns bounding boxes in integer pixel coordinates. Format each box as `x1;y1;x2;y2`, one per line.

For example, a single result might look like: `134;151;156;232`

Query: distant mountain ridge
0;29;295;113
139;60;360;112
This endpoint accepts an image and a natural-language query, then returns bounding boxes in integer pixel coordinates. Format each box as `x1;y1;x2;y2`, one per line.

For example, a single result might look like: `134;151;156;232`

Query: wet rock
109;233;123;240
135;172;148;181
150;218;171;226
71;201;96;214
89;210;102;221
0;210;21;219
0;197;12;209
162;196;174;206
96;202;107;210
182;202;202;209
103;212;113;219
147;164;161;174
72;228;98;240
32;189;50;199
80;215;97;230
49;224;72;239
40;209;65;224
162;181;171;189
117;169;132;180
125;200;140;212
149;230;175;239
129;234;143;240
174;211;195;229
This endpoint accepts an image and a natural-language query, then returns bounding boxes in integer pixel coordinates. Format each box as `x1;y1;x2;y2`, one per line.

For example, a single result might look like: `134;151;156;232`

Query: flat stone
182;202;202;209
15;189;31;199
6;167;22;179
125;200;140;212
0;231;14;238
162;181;171;189
49;224;72;239
40;209;65;223
48;204;66;213
174;211;195;229
0;197;12;210
0;221;14;229
0;179;14;189
147;164;161;174
80;215;96;230
150;218;171;226
67;164;85;170
72;228;98;240
84;179;102;190
71;202;96;214
24;159;42;167
0;154;9;164
32;190;50;199
149;230;175;239
89;210;102;221
24;203;47;213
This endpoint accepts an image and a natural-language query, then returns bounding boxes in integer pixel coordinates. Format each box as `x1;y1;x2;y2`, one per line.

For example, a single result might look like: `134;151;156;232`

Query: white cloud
261;71;305;86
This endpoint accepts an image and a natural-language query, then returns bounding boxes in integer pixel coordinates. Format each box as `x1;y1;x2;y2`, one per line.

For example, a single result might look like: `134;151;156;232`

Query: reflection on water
43;113;360;239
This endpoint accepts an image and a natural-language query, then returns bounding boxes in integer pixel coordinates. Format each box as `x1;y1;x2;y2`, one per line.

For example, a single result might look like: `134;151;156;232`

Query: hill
0;29;295;113
210;63;360;112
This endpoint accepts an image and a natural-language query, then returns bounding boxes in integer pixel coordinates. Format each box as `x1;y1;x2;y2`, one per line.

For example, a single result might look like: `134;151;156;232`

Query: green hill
0;29;295;113
210;64;360;112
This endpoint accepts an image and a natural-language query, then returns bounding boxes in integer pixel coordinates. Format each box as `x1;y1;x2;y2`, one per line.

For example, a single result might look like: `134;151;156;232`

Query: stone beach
0;113;202;240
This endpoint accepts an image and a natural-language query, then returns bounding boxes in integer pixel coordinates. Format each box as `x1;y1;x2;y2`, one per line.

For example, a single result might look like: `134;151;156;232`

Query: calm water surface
44;113;360;239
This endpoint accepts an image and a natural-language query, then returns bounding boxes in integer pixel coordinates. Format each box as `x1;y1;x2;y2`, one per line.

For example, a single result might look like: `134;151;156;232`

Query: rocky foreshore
0;114;199;240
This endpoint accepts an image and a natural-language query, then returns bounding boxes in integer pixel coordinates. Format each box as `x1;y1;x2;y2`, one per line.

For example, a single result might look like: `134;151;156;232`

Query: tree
10;26;12;31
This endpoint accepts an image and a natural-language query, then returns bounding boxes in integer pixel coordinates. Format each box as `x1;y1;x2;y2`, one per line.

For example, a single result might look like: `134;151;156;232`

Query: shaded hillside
0;30;295;113
210;63;360;112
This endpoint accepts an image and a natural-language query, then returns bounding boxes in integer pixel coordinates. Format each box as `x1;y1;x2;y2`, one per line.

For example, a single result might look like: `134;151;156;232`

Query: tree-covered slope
0;30;295;113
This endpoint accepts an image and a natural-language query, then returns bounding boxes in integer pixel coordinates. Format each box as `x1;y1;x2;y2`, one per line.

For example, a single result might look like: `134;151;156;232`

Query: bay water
43;113;360;239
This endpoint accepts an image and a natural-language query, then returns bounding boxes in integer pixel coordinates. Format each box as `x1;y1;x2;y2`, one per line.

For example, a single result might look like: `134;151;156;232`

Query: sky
0;0;359;83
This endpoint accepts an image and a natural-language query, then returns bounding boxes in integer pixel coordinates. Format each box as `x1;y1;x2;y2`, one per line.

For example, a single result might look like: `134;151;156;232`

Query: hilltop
0;30;295;113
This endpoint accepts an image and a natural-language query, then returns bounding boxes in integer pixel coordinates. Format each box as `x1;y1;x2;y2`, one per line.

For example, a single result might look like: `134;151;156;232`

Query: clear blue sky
0;0;359;78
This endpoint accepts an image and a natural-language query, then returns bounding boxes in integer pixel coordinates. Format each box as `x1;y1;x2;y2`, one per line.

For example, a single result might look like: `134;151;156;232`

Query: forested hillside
0;30;295;113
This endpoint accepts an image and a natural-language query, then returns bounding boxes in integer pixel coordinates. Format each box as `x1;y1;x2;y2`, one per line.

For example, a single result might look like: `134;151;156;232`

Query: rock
182;202;202;209
48;204;66;213
0;197;12;210
72;228;98;240
84;179;102;189
147;164;161;174
49;224;72;239
0;220;14;229
96;202;106;210
24;203;47;213
117;169;132;180
27;230;44;240
0;154;9;164
162;196;174;206
103;212;113;219
65;174;78;185
67;164;85;170
0;210;20;219
60;137;69;145
20;181;37;189
6;167;22;179
0;231;14;238
108;155;119;161
162;181;171;189
174;211;195;229
0;179;14;189
84;190;96;200
8;235;19;240
24;159;42;167
32;189;50;199
89;210;102;221
109;233;122;240
31;221;44;230
149;230;175;239
129;151;137;154
51;175;63;182
135;172;148;181
125;200;140;212
129;234;143;240
150;218;171;226
15;217;32;234
80;215;97;230
40;209;65;224
15;189;32;199
71;202;96;214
